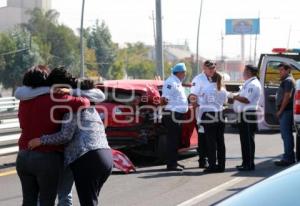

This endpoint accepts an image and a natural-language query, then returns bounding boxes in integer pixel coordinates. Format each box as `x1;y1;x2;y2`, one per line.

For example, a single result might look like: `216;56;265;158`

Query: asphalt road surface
0;129;294;206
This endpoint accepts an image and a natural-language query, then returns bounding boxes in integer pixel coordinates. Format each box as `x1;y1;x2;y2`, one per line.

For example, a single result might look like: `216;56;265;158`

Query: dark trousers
202;112;226;169
196;124;207;164
163;111;184;167
238;111;257;168
16;150;63;206
70;149;113;206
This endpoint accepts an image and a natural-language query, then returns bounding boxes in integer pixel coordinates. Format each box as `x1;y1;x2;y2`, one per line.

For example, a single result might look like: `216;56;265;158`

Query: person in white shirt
189;60;217;169
161;63;188;171
230;65;262;171
191;66;228;173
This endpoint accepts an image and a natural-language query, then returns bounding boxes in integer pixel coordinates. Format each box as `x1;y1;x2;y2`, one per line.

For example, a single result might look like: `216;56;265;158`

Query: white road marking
0;146;18;155
177;177;246;206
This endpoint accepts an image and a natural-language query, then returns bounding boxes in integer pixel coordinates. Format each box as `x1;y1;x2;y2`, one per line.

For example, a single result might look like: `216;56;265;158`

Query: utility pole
221;31;224;70
241;34;245;67
249;35;252;64
287;25;292;48
196;0;204;74
150;10;156;46
80;0;86;78
253;11;260;66
155;0;164;80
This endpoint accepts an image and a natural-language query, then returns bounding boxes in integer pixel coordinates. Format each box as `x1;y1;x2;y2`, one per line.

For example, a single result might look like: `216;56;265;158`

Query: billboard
226;18;260;35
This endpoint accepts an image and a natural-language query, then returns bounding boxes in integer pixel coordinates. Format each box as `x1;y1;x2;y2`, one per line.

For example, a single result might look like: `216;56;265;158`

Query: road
0;129;292;206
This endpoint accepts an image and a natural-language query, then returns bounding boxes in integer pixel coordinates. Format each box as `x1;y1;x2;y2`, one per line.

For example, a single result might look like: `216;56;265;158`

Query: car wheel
156;135;167;163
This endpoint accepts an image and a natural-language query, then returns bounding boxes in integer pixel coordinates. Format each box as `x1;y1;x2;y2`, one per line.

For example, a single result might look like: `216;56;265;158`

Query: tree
112;42;156;79
108;61;125;80
23;8;80;73
127;60;155;79
84;20;116;79
0;28;41;94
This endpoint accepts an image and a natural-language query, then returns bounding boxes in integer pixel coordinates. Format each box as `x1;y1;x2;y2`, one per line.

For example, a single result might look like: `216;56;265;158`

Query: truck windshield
265;61;300;87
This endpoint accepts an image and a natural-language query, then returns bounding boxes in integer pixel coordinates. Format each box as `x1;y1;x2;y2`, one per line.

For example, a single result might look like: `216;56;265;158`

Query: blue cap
171;63;187;73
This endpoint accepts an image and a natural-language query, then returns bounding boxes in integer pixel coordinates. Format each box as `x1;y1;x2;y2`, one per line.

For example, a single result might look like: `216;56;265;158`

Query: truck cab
257;49;300;131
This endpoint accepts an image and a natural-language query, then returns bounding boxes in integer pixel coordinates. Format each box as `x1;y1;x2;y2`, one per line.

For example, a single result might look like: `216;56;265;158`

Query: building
0;0;51;31
148;42;205;65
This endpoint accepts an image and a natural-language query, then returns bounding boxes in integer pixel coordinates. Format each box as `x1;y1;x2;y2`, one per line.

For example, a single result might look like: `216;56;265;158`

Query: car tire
156;134;167;163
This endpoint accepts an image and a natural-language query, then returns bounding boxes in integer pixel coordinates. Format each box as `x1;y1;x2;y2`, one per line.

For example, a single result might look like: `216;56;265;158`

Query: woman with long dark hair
201;72;227;173
15;65;90;206
27;70;113;206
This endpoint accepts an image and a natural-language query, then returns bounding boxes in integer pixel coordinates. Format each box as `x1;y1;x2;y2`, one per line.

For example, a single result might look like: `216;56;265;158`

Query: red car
95;80;198;160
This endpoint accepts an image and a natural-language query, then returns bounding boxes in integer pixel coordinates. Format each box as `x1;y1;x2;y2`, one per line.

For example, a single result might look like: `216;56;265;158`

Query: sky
49;0;300;60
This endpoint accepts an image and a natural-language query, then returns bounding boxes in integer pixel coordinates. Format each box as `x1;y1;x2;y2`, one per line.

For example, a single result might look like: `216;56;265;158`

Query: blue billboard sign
226;18;260;35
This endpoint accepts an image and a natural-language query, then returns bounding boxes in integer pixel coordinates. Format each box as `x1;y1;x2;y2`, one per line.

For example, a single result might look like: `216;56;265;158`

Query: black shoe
236;165;254;171
199;160;209;168
177;163;185;169
274;160;295;167
203;167;219;173
166;166;183;171
216;166;225;173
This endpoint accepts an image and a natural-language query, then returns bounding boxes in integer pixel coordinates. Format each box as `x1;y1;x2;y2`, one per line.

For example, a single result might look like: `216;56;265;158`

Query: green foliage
84;20;116;79
114;42;156;80
108;61;125;80
0;28;41;93
23;8;80;72
0;8;196;91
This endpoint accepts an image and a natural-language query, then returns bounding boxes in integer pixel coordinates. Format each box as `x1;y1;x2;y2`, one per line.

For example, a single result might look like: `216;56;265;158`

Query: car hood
97;79;162;105
217;163;300;206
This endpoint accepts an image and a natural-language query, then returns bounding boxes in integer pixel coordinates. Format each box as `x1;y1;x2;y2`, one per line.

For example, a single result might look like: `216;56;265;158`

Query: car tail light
294;90;300;114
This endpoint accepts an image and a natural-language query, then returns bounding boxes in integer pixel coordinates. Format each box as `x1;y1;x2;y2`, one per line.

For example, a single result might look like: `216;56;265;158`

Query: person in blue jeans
275;63;296;166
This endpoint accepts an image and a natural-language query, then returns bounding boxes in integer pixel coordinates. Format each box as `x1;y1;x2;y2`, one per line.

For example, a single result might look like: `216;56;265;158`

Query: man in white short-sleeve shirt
189;60;218;169
161;63;188;171
230;65;262;171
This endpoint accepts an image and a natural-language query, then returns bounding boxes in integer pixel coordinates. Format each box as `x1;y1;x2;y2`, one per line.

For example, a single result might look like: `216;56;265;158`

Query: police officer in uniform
230;65;262;171
161;63;188;171
189;60;217;168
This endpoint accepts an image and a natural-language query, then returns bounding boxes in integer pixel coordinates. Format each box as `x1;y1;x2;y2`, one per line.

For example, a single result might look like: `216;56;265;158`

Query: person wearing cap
230;65;262;171
161;62;189;171
274;63;296;167
189;60;217;169
189;61;228;173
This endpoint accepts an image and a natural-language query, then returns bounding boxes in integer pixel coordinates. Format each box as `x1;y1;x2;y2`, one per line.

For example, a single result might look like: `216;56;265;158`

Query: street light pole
196;0;204;74
155;0;164;80
80;0;86;78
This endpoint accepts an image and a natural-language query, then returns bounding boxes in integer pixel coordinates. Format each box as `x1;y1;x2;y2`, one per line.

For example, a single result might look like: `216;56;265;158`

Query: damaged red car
95;79;198;160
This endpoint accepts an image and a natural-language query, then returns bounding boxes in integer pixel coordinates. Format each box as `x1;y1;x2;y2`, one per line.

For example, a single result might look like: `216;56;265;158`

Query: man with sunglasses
189;60;218;169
